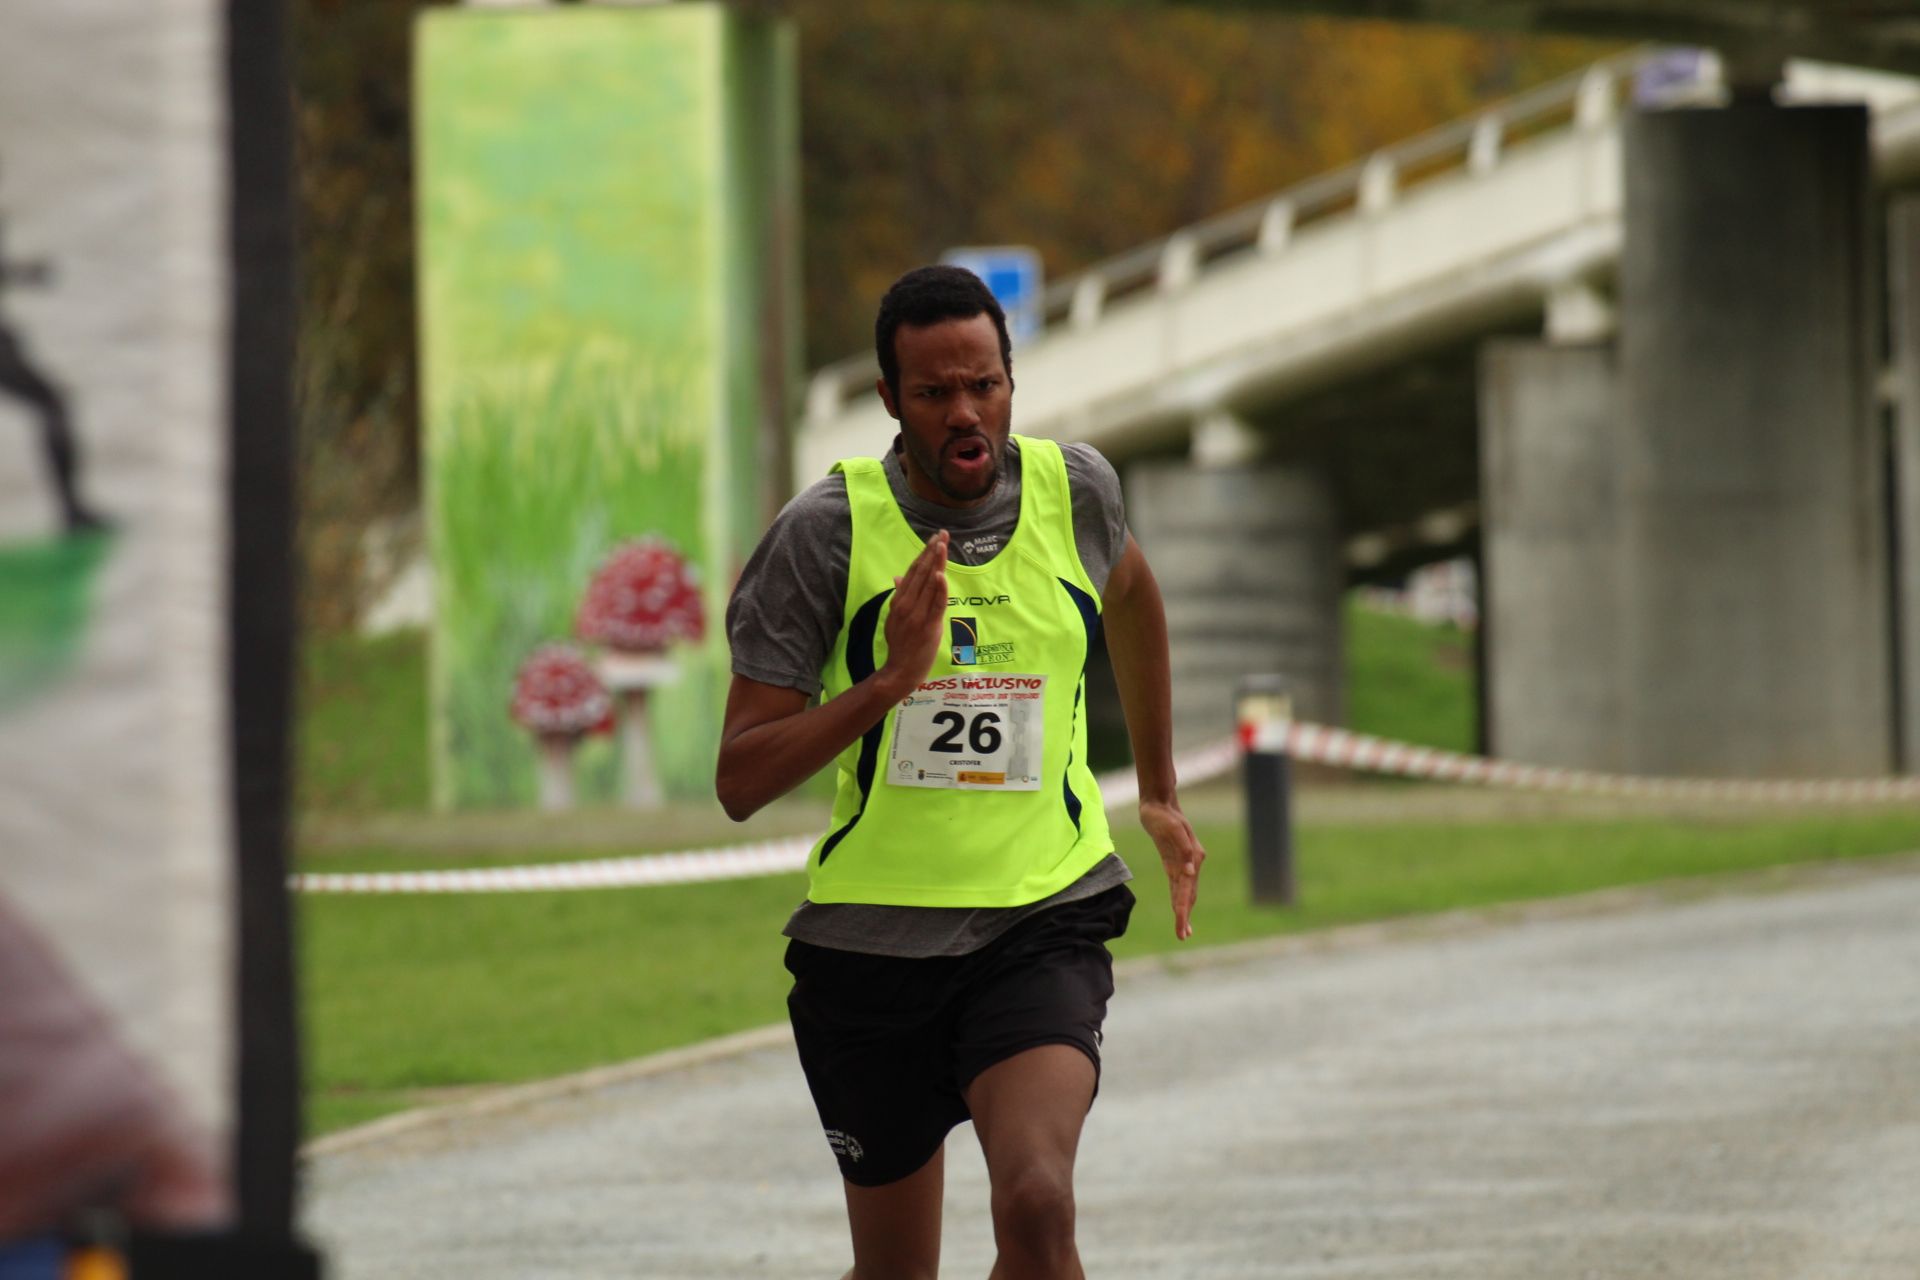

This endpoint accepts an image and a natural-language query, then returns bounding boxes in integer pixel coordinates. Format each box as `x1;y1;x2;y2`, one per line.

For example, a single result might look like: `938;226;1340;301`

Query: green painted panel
416;5;794;810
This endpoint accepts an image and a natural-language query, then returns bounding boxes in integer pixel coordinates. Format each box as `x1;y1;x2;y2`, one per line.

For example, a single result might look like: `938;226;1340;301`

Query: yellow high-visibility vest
805;435;1113;906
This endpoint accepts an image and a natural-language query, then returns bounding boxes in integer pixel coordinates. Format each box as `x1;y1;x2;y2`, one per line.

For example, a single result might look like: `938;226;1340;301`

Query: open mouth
949;437;989;464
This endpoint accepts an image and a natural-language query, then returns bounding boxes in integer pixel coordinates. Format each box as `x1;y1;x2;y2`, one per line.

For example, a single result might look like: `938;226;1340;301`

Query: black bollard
1237;675;1295;906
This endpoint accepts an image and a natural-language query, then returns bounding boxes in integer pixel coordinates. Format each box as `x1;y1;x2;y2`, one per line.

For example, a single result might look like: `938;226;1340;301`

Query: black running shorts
784;883;1135;1188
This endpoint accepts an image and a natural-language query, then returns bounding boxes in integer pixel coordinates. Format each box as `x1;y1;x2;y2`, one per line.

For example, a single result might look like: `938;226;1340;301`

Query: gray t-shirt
726;436;1135;957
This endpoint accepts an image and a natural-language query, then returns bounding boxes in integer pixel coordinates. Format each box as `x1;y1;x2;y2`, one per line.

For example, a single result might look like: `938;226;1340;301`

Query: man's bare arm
716;531;949;820
1102;534;1207;940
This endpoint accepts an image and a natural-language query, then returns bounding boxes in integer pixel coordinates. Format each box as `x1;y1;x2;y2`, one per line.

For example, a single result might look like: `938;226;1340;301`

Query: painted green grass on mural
300;809;1920;1137
429;351;724;810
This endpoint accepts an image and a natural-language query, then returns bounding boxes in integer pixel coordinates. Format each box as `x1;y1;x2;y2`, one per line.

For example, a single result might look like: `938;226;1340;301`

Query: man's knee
990;1165;1076;1255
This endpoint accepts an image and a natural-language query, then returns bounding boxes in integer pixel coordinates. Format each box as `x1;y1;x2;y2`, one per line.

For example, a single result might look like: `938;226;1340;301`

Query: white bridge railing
799;49;1920;483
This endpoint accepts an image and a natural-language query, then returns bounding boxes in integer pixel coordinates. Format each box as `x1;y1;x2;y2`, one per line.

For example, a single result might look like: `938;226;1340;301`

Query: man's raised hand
878;530;949;697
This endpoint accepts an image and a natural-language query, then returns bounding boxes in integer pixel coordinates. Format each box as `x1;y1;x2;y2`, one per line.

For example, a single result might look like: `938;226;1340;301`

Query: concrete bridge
799;49;1920;779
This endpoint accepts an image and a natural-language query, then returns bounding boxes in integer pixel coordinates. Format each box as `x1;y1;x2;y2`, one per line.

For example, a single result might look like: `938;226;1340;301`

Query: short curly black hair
874;265;1013;402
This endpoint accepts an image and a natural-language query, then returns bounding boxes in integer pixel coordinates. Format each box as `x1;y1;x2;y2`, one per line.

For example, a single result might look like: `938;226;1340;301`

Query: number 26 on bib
886;675;1047;791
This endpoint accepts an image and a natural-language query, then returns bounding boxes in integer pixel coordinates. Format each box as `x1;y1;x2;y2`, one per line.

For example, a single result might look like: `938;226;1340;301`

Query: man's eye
975;378;998;392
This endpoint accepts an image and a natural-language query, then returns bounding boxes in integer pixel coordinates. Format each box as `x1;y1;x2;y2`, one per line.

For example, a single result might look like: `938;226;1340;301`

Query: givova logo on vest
950;616;1015;666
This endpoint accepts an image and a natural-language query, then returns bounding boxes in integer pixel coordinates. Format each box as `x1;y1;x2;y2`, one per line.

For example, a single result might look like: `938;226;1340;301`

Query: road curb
303;1023;796;1159
304;848;1920;1159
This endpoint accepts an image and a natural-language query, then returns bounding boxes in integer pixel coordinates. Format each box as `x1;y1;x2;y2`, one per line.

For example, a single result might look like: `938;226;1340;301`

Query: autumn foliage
797;3;1602;362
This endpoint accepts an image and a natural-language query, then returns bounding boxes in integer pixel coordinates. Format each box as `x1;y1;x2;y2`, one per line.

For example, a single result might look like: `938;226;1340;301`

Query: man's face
876;313;1011;508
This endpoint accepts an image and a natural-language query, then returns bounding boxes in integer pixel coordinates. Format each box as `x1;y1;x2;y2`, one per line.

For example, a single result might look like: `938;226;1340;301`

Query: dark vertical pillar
224;0;305;1250
1477;339;1623;770
1617;104;1888;776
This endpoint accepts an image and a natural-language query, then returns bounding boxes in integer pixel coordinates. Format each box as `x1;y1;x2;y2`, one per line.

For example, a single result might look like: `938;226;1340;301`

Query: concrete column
1618;104;1889;776
1477;340;1624;770
1890;197;1920;772
1127;442;1343;750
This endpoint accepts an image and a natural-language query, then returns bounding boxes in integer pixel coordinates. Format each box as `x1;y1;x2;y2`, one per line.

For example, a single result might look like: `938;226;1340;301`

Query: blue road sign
940;245;1044;345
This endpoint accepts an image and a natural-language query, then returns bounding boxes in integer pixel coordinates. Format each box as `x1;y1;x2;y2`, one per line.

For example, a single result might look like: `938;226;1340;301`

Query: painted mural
416;5;796;809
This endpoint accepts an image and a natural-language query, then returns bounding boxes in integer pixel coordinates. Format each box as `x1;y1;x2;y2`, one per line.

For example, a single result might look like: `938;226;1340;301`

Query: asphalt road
304;858;1920;1278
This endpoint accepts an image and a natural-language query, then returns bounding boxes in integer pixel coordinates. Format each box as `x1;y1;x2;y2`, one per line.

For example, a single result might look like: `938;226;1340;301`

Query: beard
900;429;1004;504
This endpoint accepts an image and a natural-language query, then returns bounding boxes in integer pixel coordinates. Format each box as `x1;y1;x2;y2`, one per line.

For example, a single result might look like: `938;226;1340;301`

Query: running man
718;264;1204;1279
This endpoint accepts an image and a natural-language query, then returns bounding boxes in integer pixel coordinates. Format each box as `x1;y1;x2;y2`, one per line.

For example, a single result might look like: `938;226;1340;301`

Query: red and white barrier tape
1268;720;1920;803
294;724;1920;896
292;740;1242;896
294;839;816;896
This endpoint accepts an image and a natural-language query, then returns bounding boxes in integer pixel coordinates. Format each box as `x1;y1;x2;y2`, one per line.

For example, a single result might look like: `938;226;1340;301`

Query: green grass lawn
1343;597;1475;753
297;629;430;813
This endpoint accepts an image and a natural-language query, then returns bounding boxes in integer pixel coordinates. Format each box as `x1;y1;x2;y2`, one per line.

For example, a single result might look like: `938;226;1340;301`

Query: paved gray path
304;860;1920;1278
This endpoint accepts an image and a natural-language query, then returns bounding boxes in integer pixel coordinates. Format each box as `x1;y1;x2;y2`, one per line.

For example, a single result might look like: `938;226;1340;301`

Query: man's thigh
785;940;969;1189
963;1043;1097;1176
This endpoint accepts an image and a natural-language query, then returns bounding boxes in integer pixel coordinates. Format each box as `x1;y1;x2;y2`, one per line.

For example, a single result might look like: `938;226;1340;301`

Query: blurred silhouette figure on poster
1;166;108;536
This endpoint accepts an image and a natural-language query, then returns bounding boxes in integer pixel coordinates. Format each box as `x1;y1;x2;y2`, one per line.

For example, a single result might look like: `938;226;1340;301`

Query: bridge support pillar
1478;340;1624;771
1617;104;1888;776
1127;443;1343;749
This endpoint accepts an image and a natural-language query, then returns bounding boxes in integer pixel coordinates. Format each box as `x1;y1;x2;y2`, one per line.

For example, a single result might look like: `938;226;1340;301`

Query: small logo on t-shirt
950;614;1016;666
960;534;1002;558
951;616;978;665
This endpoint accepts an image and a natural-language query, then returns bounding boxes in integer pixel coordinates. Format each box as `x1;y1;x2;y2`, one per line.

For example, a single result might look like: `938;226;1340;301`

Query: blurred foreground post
1238;675;1295;906
0;0;318;1271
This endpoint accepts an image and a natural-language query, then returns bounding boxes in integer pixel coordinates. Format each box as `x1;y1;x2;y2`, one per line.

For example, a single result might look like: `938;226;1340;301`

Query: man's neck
891;434;1007;509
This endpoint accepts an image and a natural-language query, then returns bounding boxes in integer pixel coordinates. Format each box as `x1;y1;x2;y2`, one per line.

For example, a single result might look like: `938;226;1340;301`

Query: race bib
886;675;1047;791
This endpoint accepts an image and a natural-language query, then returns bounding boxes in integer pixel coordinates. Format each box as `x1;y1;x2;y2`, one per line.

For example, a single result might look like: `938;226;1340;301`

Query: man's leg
840;1142;945;1280
964;1044;1096;1280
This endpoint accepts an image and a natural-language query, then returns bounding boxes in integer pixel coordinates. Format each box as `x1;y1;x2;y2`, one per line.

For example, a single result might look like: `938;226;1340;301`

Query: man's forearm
1103;558;1180;805
716;673;906;820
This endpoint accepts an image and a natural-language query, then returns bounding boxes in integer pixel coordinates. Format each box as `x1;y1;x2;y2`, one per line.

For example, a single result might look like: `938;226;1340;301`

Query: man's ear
876;376;900;421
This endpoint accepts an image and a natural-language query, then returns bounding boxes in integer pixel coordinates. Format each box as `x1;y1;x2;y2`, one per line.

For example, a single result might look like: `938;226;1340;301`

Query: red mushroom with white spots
510;643;613;812
575;536;707;807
